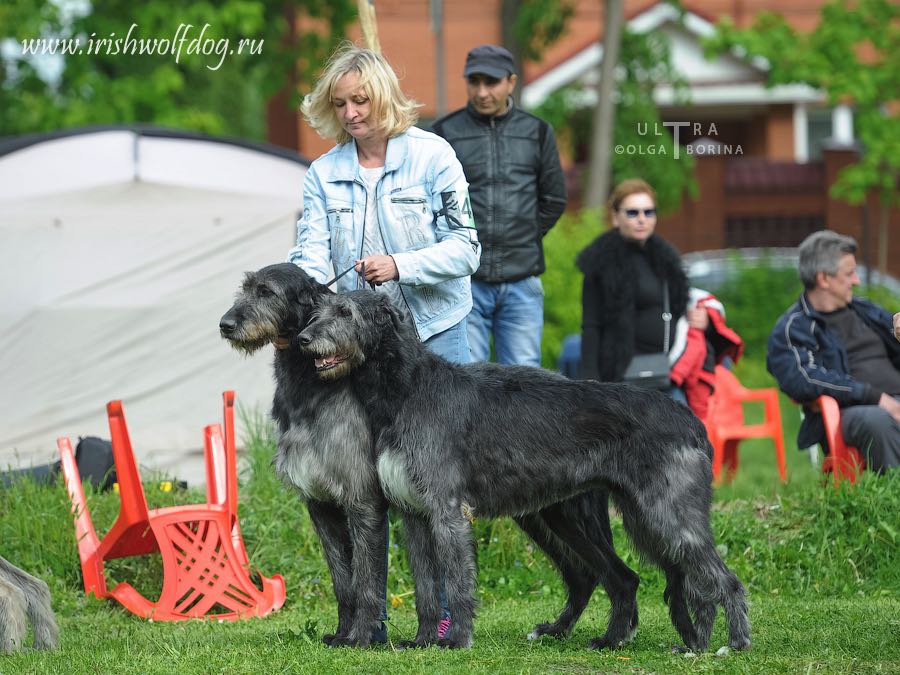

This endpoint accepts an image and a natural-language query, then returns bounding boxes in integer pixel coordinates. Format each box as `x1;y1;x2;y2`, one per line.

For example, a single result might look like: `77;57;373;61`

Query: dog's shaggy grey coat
297;291;751;652
0;556;58;653
220;264;642;649
220;263;389;647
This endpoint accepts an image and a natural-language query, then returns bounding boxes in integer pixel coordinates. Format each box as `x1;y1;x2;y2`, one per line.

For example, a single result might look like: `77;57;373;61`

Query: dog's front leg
306;500;355;645
396;513;442;649
333;501;388;648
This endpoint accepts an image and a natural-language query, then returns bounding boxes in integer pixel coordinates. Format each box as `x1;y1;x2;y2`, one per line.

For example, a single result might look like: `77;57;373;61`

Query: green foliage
540;209;603;368
714;474;900;598
512;0;575;61
532;28;696;214
704;0;900;208
0;0;355;138
714;255;803;362
612;29;696;212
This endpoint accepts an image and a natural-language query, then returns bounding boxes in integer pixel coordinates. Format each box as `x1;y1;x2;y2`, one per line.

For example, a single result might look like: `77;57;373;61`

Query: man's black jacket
431;102;567;283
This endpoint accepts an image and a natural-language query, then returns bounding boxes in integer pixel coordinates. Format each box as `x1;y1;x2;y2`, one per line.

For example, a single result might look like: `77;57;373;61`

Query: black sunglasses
621;208;657;219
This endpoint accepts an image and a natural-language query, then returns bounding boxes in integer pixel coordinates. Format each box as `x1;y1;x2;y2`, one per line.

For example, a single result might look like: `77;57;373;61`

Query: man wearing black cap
431;44;567;367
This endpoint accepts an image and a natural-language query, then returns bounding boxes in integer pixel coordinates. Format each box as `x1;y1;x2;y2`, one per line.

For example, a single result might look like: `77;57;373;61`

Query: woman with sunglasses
576;178;695;402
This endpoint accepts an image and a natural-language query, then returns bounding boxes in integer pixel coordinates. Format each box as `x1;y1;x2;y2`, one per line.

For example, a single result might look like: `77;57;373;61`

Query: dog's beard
221;322;282;354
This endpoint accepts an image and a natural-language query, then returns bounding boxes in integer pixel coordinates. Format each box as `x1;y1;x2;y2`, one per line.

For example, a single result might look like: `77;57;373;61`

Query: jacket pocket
388;193;434;250
326;206;355;267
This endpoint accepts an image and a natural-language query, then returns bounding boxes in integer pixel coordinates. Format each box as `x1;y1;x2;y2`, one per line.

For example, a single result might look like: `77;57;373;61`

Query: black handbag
623;283;672;390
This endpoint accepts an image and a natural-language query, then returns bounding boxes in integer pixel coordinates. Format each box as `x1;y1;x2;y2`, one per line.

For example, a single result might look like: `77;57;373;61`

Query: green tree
705;0;900;273
0;0;355;139
510;0;575;63
533;27;695;215
519;0;695;213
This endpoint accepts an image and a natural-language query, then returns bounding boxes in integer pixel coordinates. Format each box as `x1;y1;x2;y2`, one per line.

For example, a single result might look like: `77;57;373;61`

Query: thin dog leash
326;262;375;290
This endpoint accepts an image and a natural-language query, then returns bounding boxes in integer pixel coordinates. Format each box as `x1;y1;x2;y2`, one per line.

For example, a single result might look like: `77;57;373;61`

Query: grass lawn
4;594;898;674
2;387;898;674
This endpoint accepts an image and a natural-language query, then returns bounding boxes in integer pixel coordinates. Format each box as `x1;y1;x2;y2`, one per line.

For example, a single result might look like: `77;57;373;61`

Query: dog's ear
374;298;404;334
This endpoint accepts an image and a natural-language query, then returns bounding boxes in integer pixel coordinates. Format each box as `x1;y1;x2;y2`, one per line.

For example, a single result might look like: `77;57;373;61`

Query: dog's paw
321;631;348;646
327;635;370;648
527;621;570;641
587;635;615;651
437;635;473;649
396;638;433;650
587;633;631;651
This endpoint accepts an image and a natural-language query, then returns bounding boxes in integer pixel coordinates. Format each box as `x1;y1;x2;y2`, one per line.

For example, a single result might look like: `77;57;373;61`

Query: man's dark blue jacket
766;293;900;449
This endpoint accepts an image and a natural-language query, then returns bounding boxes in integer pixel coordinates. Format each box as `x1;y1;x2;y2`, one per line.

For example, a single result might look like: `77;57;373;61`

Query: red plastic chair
57;391;285;621
704;366;788;484
813;395;865;486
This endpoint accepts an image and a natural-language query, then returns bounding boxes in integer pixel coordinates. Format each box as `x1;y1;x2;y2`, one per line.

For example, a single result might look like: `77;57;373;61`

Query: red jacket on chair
670;290;744;418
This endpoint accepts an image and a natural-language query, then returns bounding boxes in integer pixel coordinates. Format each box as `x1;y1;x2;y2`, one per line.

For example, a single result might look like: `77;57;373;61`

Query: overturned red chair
704;366;788;484
57;391;285;621
812;394;865;486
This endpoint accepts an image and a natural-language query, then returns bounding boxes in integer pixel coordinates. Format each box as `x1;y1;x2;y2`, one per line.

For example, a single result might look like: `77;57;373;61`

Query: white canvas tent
0;126;308;484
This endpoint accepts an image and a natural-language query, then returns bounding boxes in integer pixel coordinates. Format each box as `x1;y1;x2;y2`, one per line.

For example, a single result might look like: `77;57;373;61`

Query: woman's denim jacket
289;127;481;341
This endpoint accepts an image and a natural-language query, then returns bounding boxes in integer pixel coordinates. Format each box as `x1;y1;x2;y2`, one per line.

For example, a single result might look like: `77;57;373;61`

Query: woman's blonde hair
301;42;421;144
607;178;657;213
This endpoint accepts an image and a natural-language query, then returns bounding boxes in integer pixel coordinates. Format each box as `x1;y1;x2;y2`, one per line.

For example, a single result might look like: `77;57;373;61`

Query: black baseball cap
463;45;515;79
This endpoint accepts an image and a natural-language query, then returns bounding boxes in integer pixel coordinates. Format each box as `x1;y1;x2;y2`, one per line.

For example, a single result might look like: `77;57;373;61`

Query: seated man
767;230;900;473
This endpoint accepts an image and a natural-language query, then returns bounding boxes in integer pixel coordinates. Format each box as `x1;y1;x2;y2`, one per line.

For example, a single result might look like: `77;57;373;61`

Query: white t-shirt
359;166;412;326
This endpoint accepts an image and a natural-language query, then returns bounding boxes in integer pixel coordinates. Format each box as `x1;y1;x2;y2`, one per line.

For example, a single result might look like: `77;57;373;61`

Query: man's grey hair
798;230;858;290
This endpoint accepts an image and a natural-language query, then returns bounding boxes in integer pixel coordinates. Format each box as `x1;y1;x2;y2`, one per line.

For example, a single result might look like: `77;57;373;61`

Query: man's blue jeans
467;277;544;366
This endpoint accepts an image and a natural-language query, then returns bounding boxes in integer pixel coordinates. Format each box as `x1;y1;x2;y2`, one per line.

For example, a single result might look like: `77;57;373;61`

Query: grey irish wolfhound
297;290;752;653
0;556;59;653
219;264;643;649
219;263;388;647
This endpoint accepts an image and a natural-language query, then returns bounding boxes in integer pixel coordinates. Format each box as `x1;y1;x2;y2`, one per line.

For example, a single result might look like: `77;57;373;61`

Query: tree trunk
357;0;381;53
431;0;446;117
585;0;624;209
878;199;889;276
501;0;523;106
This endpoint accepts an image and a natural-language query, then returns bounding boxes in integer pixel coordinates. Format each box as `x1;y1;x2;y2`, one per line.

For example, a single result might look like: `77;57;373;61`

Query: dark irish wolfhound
219;263;389;647
297;291;751;653
220;265;640;649
0;556;59;653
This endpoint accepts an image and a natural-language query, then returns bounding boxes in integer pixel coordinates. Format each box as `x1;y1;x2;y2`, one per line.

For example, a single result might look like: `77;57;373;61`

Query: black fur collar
576;229;689;316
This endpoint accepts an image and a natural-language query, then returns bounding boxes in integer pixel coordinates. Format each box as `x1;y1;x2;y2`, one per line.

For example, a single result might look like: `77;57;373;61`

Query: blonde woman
290;43;480;361
287;44;479;646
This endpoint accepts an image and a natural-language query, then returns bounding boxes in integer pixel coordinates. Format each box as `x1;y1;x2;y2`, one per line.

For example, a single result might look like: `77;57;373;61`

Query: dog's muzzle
219;317;237;337
314;354;349;372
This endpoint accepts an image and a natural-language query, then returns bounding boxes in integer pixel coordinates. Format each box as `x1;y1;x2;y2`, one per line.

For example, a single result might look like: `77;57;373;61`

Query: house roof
521;2;824;109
